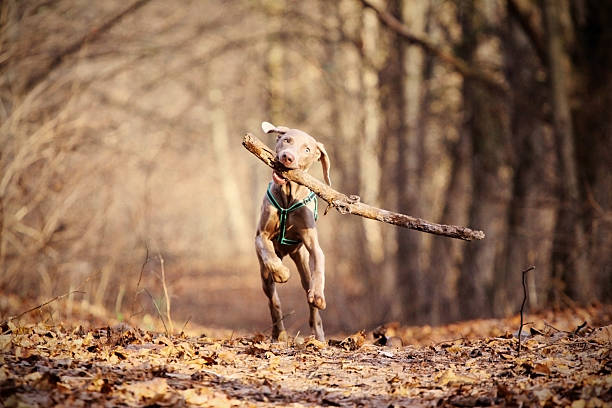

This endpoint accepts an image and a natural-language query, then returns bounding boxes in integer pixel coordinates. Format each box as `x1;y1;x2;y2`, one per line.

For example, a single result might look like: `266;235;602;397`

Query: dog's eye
305;147;311;153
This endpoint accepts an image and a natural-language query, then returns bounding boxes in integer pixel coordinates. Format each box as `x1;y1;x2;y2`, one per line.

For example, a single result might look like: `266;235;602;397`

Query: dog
255;121;331;342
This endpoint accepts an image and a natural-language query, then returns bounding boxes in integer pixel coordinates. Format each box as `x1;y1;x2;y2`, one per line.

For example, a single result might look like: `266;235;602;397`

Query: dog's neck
272;179;311;208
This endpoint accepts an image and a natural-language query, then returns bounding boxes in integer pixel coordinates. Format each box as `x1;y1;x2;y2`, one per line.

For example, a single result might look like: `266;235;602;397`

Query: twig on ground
544;321;565;333
268;310;296;333
158;253;173;335
433;337;467;347
573;321;587;335
180;316;192;335
517;266;536;355
1;290;85;331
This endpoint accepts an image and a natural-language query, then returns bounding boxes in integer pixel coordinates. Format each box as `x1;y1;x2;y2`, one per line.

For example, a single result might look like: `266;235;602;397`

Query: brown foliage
0;0;610;334
0;305;610;407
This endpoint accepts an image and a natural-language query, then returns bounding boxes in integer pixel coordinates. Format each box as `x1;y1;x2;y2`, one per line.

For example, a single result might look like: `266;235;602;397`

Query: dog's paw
265;259;290;283
308;289;326;310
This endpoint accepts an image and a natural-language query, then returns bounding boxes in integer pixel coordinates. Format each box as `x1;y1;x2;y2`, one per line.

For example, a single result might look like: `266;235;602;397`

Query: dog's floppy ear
261;121;278;134
317;142;331;186
261;121;289;137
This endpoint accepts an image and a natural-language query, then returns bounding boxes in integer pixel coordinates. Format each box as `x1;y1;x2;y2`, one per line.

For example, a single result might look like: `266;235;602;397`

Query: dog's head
262;121;331;186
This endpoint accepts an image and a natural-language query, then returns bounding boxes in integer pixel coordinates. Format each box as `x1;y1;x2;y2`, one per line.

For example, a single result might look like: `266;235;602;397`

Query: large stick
243;133;485;241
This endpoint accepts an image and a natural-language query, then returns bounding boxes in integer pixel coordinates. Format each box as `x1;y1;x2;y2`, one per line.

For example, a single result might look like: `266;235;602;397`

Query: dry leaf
338;331;366;351
180;387;231;407
532;387;552;404
303;336;326;350
533;363;551;376
121;378;172;404
446;344;463;354
436;369;476;386
0;335;12;351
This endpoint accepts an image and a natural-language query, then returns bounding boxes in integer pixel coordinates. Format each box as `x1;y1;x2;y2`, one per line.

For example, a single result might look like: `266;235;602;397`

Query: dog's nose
281;152;295;165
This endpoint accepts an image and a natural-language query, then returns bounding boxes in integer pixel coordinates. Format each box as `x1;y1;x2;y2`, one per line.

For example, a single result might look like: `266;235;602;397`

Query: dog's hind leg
290;246;325;342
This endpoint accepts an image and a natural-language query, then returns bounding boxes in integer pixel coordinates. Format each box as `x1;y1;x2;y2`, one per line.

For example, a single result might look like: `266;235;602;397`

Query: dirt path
1;307;610;407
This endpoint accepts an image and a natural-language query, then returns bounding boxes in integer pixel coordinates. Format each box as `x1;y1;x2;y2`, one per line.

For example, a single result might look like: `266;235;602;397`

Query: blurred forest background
0;0;610;335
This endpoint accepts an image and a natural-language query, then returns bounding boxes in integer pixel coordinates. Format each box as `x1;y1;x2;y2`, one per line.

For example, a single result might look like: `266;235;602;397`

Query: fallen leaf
180;387;232;407
0;335;12;351
533;363;551;376
337;331;366;351
533;387;552;404
0;366;9;382
588;325;611;345
121;378;172;404
245;342;270;356
304;336;326;350
446;344;463;354
24;371;43;382
156;336;173;347
436;369;477;386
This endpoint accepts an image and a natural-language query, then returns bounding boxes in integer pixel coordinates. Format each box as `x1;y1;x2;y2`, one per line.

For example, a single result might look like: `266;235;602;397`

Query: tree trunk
543;0;589;303
568;0;612;304
428;132;471;324
397;0;428;324
457;0;512;319
376;0;413;322
360;4;398;322
209;91;250;254
497;4;552;315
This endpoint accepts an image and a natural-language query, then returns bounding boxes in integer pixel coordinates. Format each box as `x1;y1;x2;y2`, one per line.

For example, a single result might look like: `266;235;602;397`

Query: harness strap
266;183;318;245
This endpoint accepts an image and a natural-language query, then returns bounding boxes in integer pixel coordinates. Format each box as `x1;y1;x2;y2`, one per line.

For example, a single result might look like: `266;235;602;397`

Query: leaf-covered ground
1;304;610;407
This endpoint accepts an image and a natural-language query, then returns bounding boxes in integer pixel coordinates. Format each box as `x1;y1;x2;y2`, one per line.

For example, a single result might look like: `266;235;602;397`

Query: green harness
266;183;318;245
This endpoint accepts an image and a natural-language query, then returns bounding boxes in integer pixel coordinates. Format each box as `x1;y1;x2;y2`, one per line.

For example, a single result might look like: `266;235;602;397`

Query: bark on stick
243;133;485;241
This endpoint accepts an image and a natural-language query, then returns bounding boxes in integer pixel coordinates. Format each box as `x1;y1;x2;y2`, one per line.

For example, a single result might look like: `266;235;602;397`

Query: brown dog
255;121;331;341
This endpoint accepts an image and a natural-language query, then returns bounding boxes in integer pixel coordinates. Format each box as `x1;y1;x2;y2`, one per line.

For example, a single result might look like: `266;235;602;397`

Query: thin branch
507;0;547;67
243;133;485;241
130;243;149;321
573;321;587;336
180;316;192;335
543;321;564;333
1;290;85;330
269;310;296;333
137;243;149;289
517;265;536;355
25;0;153;91
358;0;508;95
158;252;173;335
142;288;169;336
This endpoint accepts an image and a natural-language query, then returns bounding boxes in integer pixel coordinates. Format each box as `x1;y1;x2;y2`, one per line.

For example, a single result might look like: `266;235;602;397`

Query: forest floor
0;296;610;407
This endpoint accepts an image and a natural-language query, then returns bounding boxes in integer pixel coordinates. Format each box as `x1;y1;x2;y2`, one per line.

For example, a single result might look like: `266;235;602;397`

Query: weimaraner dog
255;121;331;342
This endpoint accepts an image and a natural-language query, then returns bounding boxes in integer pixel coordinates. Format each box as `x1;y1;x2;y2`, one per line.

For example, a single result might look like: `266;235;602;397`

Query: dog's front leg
255;231;290;283
301;230;326;310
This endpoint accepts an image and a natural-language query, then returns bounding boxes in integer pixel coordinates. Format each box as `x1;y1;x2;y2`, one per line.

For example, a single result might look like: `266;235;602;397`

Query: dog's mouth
272;171;287;185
